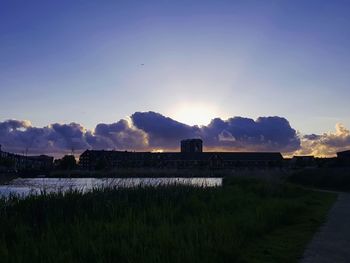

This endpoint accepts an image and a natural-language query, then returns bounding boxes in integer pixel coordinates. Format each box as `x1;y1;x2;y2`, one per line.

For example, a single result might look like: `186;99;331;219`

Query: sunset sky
1;0;350;157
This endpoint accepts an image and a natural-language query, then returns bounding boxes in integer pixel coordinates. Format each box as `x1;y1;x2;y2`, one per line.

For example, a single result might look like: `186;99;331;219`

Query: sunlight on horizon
170;103;222;126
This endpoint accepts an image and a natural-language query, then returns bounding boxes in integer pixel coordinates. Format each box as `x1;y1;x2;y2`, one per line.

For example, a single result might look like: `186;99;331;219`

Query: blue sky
1;0;350;156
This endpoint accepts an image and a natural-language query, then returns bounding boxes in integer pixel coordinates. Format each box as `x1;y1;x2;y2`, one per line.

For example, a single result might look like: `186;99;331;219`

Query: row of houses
79;140;350;171
78;150;350;171
79;150;284;170
286;150;350;168
2;140;350;172
79;139;284;170
0;145;54;172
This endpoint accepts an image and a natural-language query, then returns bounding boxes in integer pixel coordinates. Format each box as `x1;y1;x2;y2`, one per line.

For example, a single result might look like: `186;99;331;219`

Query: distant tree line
54;155;77;170
0;157;15;168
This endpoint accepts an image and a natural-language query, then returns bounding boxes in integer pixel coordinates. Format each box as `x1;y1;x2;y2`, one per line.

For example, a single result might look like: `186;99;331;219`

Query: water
0;177;223;198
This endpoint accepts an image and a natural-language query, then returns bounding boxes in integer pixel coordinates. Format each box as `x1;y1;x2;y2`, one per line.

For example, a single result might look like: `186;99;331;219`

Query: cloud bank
296;123;350;157
0;111;347;157
130;112;301;152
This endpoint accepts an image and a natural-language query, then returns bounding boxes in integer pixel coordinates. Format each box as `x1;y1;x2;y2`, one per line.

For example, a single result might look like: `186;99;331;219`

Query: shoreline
0;174;16;185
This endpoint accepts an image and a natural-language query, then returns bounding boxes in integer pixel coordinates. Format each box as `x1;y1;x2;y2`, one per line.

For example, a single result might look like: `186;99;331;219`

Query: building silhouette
337;150;350;166
181;139;203;153
79;139;283;170
0;145;53;171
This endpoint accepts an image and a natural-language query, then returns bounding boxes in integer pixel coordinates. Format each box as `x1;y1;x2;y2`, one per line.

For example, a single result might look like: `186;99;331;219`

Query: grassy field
288;167;350;192
0;177;335;263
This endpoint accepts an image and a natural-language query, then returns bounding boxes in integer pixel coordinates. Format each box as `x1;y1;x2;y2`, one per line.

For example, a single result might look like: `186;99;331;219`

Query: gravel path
300;191;350;263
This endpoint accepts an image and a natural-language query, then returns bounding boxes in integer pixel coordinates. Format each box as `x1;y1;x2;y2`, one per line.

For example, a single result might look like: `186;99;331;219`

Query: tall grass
0;177;335;263
48;167;288;179
288;167;350;192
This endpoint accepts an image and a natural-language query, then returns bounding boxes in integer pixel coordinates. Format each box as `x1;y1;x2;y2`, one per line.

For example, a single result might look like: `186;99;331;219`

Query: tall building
337;150;350;159
337;150;350;166
180;139;203;153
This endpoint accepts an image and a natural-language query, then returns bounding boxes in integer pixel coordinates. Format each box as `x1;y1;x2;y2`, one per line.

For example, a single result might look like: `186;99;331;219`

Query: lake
0;177;223;198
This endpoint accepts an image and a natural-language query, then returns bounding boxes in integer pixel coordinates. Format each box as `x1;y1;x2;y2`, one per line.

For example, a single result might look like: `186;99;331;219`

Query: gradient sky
1;0;350;135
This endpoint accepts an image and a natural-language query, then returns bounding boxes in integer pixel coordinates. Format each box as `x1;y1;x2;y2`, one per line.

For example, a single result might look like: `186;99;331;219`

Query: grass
288;167;350;192
48;168;287;179
0;177;336;263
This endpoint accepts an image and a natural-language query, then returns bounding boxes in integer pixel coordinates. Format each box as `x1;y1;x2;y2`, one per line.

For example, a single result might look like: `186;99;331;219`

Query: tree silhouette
58;155;77;170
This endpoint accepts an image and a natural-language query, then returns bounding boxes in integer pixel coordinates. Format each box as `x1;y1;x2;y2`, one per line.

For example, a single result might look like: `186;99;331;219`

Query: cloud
200;116;300;152
91;119;148;150
0;112;303;157
131;111;200;148
0;121;90;155
296;123;350;157
131;112;300;152
0;120;31;134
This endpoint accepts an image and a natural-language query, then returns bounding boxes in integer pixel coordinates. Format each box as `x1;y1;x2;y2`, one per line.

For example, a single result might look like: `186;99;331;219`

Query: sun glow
170;103;220;126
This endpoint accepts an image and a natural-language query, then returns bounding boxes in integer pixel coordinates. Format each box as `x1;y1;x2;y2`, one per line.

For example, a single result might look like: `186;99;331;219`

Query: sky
1;0;350;157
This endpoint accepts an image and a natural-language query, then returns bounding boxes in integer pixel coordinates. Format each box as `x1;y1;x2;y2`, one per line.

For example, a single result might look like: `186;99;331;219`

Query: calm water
0;177;222;198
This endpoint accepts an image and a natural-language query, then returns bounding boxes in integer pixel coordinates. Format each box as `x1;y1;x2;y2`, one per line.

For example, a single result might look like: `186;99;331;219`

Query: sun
170;103;220;126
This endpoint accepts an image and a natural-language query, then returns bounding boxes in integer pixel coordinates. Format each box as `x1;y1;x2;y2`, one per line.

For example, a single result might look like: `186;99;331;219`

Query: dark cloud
0;112;302;156
0;121;90;155
201;116;300;152
0;120;30;133
0;120;36;152
131;111;200;148
91;119;148;150
303;134;321;141
50;123;89;151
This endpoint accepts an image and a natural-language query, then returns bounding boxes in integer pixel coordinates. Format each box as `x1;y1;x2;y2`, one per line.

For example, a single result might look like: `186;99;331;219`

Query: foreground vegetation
48;168;288;179
289;167;350;192
0;177;335;263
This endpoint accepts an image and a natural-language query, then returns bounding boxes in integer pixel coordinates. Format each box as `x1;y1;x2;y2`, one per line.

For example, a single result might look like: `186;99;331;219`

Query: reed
0;177;335;263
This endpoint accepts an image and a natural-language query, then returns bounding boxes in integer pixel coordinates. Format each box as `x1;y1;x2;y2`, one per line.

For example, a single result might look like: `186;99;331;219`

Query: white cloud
295;123;350;157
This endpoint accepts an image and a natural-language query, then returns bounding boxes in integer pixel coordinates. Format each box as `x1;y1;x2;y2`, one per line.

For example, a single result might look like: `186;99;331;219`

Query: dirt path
300;191;350;263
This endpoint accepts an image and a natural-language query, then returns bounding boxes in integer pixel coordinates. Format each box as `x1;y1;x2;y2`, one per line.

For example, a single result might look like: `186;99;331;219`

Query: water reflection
0;177;222;198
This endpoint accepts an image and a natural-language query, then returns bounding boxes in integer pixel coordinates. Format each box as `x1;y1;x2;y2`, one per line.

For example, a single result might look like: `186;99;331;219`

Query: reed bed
48;167;286;179
0;177;335;263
